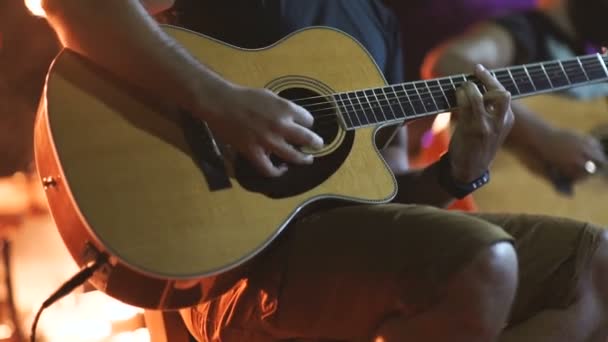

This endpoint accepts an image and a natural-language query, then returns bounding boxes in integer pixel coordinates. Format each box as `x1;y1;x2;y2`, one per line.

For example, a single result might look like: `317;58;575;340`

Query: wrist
437;152;490;199
191;71;238;119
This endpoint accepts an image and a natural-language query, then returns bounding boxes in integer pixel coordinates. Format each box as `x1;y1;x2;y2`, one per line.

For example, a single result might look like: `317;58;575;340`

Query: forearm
391;163;456;208
505;101;555;151
42;0;230;117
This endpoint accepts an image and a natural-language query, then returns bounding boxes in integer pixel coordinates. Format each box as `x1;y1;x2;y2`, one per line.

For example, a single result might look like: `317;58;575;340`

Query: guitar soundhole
281;87;341;151
234;87;354;198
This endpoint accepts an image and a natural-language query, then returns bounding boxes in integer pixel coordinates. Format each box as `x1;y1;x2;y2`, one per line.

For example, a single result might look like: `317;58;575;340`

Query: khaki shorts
181;204;603;341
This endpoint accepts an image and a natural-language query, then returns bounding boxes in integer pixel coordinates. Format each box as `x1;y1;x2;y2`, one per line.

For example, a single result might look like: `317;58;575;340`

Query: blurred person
422;0;608;195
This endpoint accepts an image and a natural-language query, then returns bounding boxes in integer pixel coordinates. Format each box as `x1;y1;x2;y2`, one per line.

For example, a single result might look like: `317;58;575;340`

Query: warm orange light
24;0;46;17
432;112;452;133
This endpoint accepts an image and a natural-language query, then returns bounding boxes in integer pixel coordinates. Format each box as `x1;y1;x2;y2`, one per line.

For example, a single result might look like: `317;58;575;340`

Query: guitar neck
334;53;608;129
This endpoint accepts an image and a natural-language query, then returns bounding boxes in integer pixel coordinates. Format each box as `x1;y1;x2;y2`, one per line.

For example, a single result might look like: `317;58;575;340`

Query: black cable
1;240;23;341
30;254;108;342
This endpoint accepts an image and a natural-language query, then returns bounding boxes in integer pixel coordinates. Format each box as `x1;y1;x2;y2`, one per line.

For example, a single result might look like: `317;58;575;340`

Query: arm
41;0;226;117
422;22;527;149
38;0;324;177
422;21;607;189
392;165;457;208
395;65;514;208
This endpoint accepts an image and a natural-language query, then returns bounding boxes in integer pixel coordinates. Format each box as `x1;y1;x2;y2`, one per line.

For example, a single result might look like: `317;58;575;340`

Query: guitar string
285;55;608;104
307;77;608;128
301;64;608;125
269;54;608;105
288;63;608;117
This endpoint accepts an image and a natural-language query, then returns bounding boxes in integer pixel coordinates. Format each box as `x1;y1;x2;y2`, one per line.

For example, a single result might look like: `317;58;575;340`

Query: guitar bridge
182;113;232;191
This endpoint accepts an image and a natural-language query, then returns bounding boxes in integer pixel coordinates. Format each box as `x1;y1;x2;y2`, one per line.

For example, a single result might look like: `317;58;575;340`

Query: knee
456;241;518;338
466;241;518;294
591;231;608;301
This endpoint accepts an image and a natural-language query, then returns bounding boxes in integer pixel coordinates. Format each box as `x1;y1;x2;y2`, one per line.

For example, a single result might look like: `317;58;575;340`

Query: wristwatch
437;152;490;199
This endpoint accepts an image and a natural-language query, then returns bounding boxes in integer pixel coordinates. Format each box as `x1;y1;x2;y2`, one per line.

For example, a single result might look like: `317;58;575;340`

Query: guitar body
34;26;397;309
476;94;608;223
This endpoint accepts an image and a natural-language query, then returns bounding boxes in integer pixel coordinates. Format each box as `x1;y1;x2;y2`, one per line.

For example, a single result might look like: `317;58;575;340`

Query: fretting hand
448;64;515;182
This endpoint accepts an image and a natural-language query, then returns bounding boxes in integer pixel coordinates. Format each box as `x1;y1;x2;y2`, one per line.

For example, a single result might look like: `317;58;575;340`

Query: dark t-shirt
493;11;593;64
170;0;404;84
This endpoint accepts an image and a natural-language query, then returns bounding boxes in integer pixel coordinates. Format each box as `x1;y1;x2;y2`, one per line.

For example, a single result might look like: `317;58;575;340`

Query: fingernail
315;137;325;149
475;64;485;72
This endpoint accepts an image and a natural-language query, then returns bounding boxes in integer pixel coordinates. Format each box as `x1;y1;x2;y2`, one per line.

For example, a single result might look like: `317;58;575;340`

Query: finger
265;138;314;165
283;123;324;150
288;101;315;128
462;81;486;119
586;137;608;166
455;84;473;122
482;90;512;119
249;145;288;177
561;156;593;180
473;64;506;92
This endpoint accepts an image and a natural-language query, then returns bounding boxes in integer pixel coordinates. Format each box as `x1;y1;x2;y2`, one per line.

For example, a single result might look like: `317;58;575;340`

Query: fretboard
334;53;608;129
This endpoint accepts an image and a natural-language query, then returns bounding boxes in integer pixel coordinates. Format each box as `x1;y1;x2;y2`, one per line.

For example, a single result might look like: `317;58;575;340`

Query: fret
439;78;458;108
540;63;554;88
522;65;537;91
557;61;572;84
356;90;379;124
582;55;608;80
423;81;440;112
450;75;467;89
600;55;608;77
355;90;384;124
374;88;397;120
331;94;353;128
403;83;427;115
336;93;358;128
413;82;435;112
576;57;590;81
320;94;353;128
347;92;369;126
561;59;587;84
493;70;519;95
392;85;416;117
509;66;535;94
542;61;570;87
506;69;521;95
526;64;552;91
383;86;408;119
427;79;450;110
363;89;385;122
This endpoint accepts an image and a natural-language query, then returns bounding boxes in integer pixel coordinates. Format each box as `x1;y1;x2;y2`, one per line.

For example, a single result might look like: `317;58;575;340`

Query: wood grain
36;26;396;308
475;94;608;225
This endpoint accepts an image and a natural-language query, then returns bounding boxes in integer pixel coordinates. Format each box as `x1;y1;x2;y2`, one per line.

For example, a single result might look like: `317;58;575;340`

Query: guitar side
34;26;397;309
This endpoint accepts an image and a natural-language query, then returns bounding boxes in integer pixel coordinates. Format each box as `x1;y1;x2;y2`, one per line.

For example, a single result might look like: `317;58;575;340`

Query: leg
181;204;517;341
374;241;517;342
476;213;607;342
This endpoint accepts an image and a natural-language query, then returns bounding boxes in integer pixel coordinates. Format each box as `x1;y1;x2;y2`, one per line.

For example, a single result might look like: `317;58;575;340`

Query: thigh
183;204;512;341
475;213;604;325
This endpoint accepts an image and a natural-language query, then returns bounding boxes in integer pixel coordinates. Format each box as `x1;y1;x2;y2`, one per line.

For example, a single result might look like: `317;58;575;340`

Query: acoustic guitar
475;94;608;224
34;25;608;309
